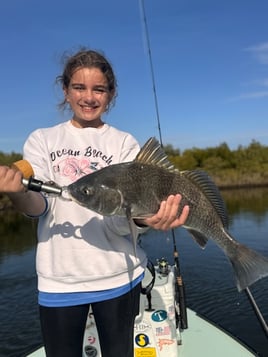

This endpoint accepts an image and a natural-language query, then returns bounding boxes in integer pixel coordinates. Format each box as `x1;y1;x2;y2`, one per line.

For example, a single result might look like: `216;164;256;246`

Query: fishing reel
157;257;169;276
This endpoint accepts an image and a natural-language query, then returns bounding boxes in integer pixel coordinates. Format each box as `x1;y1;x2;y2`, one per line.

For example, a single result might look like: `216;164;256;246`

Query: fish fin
135;137;177;172
182;170;229;228
185;228;208;248
125;206;138;257
228;242;268;291
129;219;139;257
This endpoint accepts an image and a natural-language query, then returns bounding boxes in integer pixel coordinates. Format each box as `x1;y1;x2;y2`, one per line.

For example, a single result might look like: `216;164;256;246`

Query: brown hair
56;48;117;111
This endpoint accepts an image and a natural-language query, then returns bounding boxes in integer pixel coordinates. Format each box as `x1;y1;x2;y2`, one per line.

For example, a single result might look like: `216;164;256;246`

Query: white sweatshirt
23;121;147;293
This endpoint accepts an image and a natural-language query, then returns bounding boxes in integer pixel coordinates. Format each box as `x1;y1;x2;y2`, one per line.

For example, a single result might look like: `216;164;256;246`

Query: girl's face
64;67;113;128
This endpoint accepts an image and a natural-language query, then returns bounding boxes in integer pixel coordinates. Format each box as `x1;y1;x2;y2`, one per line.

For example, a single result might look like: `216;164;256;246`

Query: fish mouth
61;187;73;201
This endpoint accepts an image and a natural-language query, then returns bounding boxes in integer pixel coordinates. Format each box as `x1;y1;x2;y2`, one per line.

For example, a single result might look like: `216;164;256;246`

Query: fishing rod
171;229;188;329
245;287;268;337
139;0;188;330
138;0;268;338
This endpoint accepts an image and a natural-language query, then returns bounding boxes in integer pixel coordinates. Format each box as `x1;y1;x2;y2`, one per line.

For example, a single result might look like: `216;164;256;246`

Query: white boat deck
180;308;256;357
27;265;256;357
27;307;256;357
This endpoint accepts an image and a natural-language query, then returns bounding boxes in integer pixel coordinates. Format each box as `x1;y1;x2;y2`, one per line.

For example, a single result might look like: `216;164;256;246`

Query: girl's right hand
0;166;25;193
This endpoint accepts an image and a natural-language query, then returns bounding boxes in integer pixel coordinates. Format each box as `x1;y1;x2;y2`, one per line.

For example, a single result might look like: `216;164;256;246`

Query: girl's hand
143;194;189;230
0;166;25;193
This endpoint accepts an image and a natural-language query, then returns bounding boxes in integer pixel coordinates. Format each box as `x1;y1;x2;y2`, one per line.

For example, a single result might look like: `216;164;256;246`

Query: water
1;188;268;356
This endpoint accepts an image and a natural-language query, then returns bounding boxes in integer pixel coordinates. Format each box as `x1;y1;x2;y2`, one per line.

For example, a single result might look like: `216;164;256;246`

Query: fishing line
139;0;188;330
139;0;163;146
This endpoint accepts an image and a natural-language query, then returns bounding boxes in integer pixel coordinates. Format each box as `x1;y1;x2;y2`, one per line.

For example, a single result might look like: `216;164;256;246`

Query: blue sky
1;0;268;154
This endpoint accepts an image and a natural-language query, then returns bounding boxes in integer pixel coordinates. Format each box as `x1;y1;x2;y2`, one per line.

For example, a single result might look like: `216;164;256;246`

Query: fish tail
229;243;268;291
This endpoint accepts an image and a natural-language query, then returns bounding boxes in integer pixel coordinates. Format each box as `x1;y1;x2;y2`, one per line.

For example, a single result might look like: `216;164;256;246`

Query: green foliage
164;140;268;187
1;140;268;189
0;151;22;166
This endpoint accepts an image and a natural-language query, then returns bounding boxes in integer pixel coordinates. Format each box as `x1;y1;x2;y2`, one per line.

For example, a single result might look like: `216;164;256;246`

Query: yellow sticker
134;347;157;357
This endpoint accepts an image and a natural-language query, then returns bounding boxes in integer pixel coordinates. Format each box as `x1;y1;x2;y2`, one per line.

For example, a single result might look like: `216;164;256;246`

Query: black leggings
39;283;141;357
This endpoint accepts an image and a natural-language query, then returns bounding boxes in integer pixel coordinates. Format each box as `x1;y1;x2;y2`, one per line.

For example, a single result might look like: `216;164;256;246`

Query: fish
67;137;268;291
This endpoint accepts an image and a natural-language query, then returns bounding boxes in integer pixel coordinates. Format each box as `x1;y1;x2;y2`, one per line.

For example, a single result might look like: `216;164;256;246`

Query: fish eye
82;187;93;196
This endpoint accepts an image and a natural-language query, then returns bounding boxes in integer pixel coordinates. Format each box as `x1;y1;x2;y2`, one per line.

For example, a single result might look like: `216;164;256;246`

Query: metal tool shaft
22;177;62;196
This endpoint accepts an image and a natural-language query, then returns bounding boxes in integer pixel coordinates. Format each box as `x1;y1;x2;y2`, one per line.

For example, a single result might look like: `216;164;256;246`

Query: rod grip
11;160;34;179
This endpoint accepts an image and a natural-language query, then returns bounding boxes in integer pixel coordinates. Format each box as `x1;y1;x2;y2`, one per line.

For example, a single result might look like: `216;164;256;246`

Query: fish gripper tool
22;177;62;196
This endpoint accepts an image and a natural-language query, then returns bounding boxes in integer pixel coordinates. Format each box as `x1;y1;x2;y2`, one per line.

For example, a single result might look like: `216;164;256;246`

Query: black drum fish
68;137;268;291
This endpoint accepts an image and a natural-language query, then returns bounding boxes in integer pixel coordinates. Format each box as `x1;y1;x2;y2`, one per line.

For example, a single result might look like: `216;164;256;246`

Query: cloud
229;91;268;101
245;42;268;64
231;45;268;101
252;78;268;87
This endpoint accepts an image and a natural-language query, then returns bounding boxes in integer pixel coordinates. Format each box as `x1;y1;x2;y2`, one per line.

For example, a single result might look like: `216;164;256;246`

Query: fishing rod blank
245;287;268;338
139;0;188;330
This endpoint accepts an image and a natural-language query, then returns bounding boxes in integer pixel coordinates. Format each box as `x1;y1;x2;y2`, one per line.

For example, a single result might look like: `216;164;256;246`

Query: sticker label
84;345;98;357
134;347;157;357
151;310;167;322
135;333;150;347
157;338;175;351
155;325;171;336
134;319;151;332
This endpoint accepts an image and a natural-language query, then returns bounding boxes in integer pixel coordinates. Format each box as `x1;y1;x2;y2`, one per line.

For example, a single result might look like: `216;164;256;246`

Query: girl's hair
56;48;117;112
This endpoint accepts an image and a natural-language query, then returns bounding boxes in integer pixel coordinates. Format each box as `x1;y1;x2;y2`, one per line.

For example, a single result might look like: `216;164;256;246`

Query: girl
1;48;189;357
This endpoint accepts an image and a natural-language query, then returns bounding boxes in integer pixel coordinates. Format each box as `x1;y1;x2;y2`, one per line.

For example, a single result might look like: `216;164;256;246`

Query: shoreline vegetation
1;139;268;211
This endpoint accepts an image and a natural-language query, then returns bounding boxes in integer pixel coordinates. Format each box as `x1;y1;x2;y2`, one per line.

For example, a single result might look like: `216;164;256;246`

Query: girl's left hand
143;194;189;231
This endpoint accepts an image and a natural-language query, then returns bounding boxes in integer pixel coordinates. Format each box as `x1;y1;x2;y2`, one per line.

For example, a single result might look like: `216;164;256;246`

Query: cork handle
11;160;34;179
